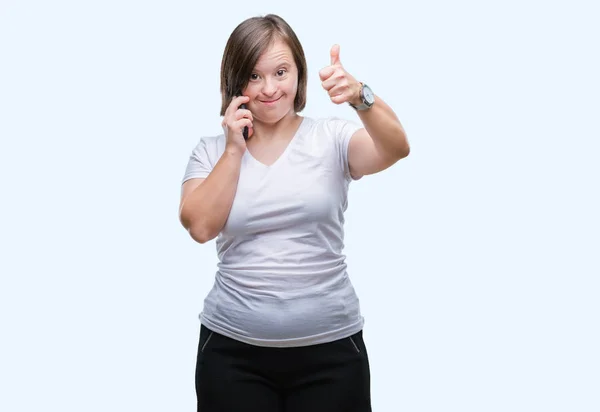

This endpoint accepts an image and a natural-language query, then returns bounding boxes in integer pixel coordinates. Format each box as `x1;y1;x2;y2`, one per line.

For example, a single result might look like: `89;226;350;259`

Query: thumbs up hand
319;44;362;106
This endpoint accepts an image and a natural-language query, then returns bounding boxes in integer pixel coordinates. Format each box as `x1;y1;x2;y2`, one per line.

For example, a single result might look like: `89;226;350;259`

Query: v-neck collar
245;117;307;169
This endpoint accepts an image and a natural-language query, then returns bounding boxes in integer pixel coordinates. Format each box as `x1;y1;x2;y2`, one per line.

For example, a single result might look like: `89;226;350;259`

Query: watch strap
349;101;372;111
349;82;373;111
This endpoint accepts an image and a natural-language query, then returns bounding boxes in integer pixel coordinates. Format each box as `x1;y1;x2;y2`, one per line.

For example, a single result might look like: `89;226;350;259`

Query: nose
261;78;277;97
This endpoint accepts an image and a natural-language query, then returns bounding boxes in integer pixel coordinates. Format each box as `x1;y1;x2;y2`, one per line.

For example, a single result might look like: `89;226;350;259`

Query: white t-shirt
181;116;365;347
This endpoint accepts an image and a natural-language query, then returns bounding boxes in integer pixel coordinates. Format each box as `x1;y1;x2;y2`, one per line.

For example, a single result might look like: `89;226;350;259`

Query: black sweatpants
195;324;372;412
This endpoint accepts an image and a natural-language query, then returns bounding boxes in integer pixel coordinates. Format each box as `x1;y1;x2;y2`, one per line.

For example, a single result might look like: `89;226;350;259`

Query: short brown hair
219;14;308;116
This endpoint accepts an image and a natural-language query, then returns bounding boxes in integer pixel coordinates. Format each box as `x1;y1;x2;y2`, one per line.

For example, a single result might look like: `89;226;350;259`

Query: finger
330;44;341;66
321;71;345;91
228;95;250;112
328;82;350;98
224;95;248;119
234;118;253;134
319;66;335;82
330;94;347;105
235;108;253;122
236;95;251;106
228;114;252;134
321;77;334;91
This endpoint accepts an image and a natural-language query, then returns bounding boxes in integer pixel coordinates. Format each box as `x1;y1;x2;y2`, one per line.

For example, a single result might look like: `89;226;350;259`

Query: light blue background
1;0;598;411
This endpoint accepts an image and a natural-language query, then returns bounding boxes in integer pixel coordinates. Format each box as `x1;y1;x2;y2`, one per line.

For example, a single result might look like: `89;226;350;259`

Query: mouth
259;96;282;104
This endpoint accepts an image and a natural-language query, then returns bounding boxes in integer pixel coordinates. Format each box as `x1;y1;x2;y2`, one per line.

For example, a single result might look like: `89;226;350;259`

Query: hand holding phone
237;90;249;140
222;89;252;147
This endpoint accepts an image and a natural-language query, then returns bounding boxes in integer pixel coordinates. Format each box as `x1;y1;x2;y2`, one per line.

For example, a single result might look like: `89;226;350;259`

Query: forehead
254;39;294;68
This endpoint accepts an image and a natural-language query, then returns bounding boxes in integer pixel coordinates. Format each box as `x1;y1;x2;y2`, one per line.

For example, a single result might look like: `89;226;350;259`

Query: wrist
349;82;363;106
348;82;375;111
224;144;245;158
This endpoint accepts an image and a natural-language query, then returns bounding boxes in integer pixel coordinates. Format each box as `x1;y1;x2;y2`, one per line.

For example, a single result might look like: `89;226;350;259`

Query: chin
258;107;295;123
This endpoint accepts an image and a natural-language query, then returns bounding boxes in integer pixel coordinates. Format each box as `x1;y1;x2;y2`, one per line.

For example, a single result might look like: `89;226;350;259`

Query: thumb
330;44;341;66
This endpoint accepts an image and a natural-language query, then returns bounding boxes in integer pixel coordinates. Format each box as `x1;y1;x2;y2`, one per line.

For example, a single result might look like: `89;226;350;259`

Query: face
242;39;298;124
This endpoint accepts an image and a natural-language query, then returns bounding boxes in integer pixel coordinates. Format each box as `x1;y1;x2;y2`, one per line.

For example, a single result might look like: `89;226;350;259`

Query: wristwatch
349;82;375;111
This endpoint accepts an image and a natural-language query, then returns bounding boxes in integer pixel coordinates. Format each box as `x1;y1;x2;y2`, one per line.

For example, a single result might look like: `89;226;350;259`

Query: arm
179;147;243;244
347;93;410;178
320;44;410;178
179;95;253;243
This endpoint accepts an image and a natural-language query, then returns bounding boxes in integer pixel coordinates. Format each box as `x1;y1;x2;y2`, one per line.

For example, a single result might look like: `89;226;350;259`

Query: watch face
362;85;375;104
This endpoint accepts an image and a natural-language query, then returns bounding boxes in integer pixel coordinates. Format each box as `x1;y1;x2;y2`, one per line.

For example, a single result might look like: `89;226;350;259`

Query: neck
252;111;301;141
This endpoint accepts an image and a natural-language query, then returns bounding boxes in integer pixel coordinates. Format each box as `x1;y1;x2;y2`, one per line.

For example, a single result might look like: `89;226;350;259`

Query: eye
276;69;287;76
250;73;259;81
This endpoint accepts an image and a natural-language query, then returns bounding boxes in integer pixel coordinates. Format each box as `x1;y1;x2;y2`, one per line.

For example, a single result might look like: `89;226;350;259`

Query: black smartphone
237;90;249;140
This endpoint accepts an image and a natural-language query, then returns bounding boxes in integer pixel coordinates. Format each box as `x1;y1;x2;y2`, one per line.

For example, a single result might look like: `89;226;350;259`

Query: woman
179;13;409;412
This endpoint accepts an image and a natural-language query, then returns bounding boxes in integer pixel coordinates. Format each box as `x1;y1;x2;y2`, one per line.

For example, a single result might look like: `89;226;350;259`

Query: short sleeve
181;136;217;185
325;117;363;181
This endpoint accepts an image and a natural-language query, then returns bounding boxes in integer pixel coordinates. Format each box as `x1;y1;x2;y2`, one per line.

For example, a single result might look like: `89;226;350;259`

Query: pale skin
179;39;409;243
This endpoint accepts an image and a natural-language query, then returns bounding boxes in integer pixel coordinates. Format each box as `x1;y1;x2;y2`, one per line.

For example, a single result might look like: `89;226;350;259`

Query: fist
319;44;362;106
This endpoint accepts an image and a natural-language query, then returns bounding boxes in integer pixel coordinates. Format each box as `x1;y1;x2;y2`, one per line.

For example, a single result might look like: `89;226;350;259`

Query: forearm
180;148;243;243
354;95;410;159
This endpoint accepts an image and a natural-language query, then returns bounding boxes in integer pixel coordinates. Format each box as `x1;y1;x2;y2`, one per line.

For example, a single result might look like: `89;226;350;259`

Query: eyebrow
253;60;292;72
